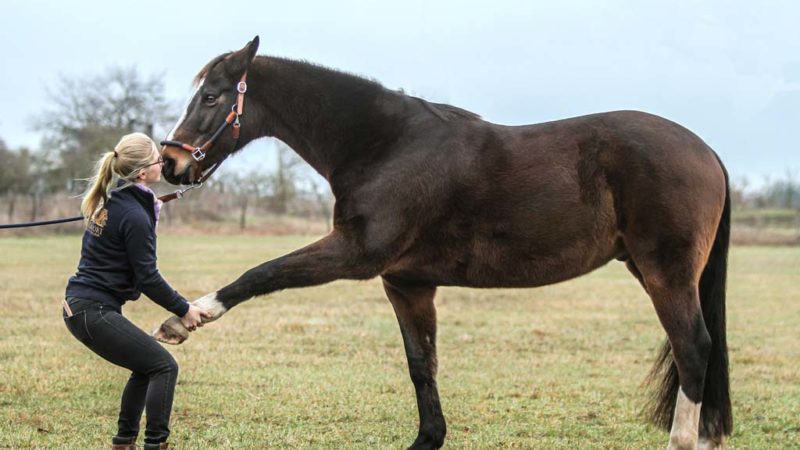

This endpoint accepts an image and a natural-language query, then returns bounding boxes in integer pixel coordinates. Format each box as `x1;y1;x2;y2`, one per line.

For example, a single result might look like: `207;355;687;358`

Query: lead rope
0;175;224;229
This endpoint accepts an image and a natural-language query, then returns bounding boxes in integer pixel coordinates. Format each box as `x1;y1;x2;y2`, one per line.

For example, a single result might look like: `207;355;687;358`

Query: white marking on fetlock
151;290;222;345
193;292;227;321
667;388;701;450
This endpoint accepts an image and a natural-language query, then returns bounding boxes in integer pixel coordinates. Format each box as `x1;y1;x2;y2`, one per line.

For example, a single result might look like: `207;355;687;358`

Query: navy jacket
65;184;190;317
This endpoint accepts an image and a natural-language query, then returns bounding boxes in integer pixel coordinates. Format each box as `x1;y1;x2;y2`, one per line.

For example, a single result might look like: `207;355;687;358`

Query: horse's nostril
162;157;175;175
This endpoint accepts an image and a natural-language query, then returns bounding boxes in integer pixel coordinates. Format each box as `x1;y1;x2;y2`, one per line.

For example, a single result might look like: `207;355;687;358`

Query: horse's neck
249;57;406;179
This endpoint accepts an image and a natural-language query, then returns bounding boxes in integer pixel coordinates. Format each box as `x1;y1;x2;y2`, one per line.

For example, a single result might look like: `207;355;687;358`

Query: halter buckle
237;81;248;94
192;147;206;161
232;120;241;139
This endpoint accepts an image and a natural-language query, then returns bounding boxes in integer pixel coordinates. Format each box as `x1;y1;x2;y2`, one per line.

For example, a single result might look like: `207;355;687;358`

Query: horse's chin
164;164;195;185
180;169;197;185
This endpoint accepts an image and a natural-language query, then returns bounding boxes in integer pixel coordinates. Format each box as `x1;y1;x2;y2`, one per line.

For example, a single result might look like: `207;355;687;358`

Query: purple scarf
133;183;162;223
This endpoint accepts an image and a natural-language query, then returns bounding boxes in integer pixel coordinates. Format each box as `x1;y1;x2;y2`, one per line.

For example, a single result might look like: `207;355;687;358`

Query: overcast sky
1;0;798;188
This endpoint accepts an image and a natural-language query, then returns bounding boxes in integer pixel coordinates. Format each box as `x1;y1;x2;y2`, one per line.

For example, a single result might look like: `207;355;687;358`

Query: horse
154;36;732;450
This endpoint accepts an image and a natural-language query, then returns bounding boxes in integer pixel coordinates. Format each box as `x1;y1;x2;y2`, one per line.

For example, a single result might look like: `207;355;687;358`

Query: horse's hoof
407;431;445;450
698;436;726;450
152;315;189;345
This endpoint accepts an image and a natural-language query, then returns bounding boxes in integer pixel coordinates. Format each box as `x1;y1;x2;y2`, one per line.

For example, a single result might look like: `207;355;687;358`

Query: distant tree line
731;172;800;210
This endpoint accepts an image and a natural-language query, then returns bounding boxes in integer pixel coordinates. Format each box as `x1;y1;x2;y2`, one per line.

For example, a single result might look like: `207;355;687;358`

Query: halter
160;72;248;184
1;73;250;229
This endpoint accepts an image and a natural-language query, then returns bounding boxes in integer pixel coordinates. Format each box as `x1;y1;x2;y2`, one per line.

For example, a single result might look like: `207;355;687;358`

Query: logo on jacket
87;208;108;237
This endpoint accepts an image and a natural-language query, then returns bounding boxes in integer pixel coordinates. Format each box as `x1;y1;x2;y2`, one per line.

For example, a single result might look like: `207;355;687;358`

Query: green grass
0;235;798;449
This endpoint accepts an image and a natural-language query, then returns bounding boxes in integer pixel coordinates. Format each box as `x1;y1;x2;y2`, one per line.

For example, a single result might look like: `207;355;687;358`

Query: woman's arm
120;208;190;318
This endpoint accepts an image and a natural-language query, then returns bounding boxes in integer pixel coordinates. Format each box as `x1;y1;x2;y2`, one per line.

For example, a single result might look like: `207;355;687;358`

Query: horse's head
161;36;260;185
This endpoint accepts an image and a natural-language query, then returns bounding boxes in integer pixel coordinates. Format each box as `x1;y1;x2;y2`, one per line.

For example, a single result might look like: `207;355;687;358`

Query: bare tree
34;66;173;192
308;177;334;232
0;140;46;221
218;167;271;230
783;168;798;209
729;175;748;209
268;141;303;214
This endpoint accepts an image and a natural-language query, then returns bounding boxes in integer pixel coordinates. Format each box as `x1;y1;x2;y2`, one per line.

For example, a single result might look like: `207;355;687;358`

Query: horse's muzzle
161;157;194;185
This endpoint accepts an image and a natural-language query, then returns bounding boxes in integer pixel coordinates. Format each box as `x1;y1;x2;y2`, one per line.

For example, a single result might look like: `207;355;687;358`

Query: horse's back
533;111;727;240
496;110;727;236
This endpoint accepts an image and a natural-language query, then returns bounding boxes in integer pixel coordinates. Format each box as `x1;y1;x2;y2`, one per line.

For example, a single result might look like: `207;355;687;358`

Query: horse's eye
203;94;217;105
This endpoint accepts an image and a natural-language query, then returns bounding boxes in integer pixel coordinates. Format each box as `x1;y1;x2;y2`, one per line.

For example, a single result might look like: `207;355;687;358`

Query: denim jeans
63;297;179;445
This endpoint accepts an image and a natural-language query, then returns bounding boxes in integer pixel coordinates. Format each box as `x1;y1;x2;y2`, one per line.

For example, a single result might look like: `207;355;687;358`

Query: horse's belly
388;231;622;288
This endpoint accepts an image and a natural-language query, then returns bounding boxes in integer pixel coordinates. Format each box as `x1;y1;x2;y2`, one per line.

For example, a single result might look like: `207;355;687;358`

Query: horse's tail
647;157;733;439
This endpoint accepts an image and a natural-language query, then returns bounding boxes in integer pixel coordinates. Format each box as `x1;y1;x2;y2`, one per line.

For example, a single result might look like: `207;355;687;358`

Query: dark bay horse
154;36;731;450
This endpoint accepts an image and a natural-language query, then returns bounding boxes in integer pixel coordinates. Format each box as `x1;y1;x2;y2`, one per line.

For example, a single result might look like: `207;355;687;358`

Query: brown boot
111;435;137;450
143;443;169;450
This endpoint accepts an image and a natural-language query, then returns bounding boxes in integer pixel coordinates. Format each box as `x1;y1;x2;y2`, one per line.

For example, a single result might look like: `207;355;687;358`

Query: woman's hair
80;132;158;220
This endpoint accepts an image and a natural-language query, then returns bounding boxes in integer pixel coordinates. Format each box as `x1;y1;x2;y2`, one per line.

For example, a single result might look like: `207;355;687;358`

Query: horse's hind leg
631;249;712;450
382;275;446;450
653;283;710;450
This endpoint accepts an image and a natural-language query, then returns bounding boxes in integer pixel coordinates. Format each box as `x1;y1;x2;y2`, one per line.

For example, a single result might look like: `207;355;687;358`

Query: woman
63;133;209;450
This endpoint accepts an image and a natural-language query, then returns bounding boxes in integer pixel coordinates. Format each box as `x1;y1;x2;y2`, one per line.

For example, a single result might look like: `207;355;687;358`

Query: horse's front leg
153;232;382;344
383;275;446;450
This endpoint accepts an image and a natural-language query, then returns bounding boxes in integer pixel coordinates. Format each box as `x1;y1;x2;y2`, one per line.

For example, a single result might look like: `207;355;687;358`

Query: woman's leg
117;372;148;439
64;301;180;445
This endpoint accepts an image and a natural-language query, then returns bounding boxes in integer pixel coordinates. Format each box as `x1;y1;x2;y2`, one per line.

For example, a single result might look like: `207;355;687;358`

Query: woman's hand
180;304;212;331
153;293;226;345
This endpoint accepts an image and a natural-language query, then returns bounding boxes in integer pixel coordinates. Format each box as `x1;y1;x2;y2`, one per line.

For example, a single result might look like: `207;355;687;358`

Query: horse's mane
265;57;483;122
262;56;386;91
422;100;482;122
194;54;481;122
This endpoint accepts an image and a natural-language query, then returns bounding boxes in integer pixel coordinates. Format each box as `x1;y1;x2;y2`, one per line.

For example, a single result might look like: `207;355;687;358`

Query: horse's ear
246;36;260;61
225;36;260;78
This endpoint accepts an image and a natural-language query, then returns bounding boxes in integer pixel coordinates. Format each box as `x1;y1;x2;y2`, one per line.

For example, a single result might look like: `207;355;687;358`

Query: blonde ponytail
80;152;117;221
80;132;159;222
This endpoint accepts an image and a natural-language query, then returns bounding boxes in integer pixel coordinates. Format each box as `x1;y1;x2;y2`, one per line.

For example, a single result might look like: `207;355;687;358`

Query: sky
1;0;798;189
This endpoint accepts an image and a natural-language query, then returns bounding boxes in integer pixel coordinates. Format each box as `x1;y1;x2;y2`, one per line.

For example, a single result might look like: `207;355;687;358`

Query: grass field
0;235;798;449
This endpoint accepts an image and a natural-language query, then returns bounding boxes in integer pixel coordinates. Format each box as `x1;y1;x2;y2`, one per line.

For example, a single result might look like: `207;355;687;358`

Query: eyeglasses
142;156;164;168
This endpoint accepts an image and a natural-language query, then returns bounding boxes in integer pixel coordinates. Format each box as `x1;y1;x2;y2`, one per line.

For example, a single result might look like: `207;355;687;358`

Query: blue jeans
63;297;179;445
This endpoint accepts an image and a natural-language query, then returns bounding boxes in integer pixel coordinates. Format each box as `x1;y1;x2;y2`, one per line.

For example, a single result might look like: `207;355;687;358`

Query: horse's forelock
193;53;231;86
